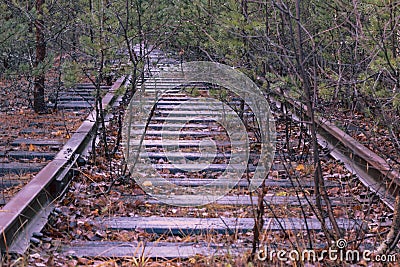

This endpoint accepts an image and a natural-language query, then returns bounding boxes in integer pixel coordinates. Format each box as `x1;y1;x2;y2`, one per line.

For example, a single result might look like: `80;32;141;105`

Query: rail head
270;92;400;201
318;118;400;181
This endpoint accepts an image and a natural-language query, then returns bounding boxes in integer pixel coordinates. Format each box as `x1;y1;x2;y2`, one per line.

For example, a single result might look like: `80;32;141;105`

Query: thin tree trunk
294;0;341;241
89;0;94;43
241;0;250;67
33;0;46;113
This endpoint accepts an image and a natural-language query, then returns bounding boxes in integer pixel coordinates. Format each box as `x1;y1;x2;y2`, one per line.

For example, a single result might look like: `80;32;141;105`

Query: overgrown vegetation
1;0;400;264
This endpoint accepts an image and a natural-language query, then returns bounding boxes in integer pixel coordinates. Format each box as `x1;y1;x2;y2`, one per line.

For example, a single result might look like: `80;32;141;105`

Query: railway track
1;55;398;265
0;77;126;255
0;83;112;205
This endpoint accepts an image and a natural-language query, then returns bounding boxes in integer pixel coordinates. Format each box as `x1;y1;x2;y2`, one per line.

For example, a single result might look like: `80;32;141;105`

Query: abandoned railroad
0;47;399;266
3;1;400;266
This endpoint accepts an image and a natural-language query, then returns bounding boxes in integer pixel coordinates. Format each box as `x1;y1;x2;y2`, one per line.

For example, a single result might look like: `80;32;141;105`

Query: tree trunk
294;0;341;241
33;0;46;113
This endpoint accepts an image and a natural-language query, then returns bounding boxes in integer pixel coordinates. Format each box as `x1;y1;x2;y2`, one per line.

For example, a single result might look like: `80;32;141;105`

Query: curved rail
270;93;399;210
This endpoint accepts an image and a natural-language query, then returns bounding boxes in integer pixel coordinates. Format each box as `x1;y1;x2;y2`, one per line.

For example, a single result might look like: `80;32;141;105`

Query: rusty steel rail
0;77;126;255
270;93;399;210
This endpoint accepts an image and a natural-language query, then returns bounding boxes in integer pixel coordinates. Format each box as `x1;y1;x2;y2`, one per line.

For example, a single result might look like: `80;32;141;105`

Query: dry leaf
271;170;279;178
29;143;35;152
52;130;63;137
142;181;152;187
91;209;99;216
295;164;305;171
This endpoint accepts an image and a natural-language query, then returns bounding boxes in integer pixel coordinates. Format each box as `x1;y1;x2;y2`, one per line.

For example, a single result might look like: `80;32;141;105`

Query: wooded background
1;0;399;121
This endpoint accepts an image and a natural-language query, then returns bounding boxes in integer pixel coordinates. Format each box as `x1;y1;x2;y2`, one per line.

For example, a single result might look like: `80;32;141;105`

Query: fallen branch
376;194;400;254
